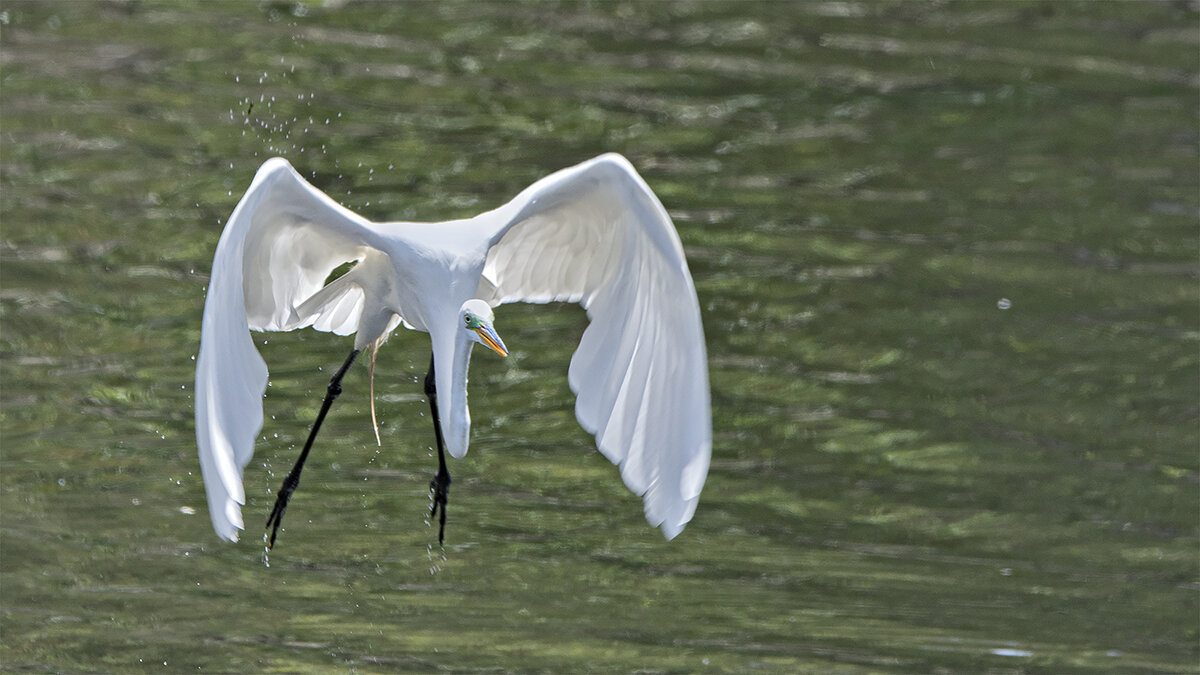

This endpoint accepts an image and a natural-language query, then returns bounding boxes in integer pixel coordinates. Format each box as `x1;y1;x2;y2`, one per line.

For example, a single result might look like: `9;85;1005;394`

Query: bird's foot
265;471;301;550
429;468;451;545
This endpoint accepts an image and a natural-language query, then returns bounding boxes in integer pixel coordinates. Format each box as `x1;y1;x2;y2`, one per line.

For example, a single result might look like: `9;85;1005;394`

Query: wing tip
660;521;684;541
653;502;698;541
209;498;245;543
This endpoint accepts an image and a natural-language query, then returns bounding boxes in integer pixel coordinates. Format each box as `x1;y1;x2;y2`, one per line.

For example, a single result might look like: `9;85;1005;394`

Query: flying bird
194;153;711;549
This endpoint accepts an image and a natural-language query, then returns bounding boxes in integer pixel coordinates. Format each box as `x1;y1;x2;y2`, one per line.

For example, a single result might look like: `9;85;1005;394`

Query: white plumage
195;153;711;544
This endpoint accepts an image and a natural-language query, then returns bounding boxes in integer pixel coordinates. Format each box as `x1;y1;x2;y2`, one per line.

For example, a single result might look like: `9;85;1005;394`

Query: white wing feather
479;154;712;539
195;158;394;542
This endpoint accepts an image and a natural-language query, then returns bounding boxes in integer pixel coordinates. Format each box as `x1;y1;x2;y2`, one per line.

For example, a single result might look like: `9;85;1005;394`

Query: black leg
265;348;360;549
424;354;451;545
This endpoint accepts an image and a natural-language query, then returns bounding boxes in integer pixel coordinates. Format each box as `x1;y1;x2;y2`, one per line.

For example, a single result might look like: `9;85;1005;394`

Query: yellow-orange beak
474;322;508;357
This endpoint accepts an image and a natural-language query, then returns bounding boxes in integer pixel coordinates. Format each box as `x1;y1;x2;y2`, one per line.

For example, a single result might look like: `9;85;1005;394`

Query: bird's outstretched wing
477;153;711;539
195;158;394;542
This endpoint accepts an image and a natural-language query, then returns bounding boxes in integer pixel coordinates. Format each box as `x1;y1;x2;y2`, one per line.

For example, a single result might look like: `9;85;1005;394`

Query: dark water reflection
2;2;1197;672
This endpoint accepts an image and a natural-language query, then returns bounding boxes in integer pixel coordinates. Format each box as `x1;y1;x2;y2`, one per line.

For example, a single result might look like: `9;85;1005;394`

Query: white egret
195;153;711;549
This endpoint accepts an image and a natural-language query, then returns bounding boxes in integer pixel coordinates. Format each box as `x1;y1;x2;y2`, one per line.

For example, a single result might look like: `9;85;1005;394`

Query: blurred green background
1;1;1196;672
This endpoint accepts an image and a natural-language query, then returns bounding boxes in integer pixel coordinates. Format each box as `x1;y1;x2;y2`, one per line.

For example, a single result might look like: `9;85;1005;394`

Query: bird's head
460;299;508;357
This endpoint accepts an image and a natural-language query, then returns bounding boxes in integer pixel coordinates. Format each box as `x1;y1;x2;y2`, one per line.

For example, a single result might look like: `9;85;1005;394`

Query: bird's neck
432;324;474;459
